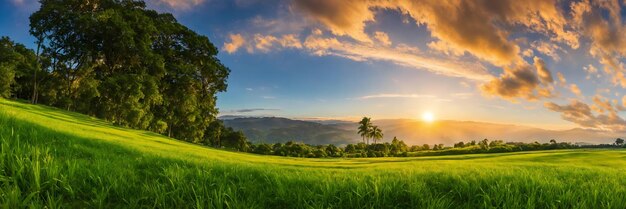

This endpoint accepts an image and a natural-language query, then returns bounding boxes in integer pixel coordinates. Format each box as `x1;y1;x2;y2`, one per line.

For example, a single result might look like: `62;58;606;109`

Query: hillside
221;117;619;145
2;99;626;208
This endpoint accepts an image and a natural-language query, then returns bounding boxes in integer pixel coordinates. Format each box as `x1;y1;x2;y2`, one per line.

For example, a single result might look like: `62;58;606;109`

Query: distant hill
221;117;357;145
221;117;621;145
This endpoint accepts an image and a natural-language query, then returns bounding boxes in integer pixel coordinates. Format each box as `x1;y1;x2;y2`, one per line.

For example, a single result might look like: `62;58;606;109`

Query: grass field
1;98;626;208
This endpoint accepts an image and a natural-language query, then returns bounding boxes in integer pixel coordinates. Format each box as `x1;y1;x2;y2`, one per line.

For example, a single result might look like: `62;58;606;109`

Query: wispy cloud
149;0;205;10
224;108;280;113
357;94;437;100
303;34;494;81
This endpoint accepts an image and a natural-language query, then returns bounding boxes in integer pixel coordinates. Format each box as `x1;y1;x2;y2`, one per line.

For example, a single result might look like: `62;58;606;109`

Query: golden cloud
480;57;554;101
223;34;246;54
303;33;494;81
546;99;626;131
293;0;578;67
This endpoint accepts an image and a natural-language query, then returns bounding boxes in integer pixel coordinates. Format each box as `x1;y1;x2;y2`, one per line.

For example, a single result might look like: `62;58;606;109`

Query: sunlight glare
422;112;435;122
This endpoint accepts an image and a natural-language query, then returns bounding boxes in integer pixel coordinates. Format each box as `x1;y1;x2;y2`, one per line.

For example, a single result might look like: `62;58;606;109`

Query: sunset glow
422;112;435;123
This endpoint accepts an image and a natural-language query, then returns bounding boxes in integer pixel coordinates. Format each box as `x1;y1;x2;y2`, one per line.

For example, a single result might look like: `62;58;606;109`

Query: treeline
0;0;229;143
198;134;626;158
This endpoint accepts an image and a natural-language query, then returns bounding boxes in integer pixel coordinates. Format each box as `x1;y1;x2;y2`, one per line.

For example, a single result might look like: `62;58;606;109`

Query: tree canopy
0;0;229;143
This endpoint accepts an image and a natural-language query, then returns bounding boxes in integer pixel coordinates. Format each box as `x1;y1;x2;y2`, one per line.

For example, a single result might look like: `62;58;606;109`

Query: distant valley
221;117;621;145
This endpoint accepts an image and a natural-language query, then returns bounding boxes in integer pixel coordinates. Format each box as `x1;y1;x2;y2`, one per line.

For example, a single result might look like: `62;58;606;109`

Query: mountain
222;117;357;145
222;117;621;145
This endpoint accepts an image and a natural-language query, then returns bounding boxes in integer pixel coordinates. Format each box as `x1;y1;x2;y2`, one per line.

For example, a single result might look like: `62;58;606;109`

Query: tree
0;37;39;99
479;138;490;150
616;138;624;146
28;0;229;143
253;143;273;155
369;125;383;144
454;141;465;148
205;120;225;147
345;144;357;153
357;117;372;144
325;144;342;157
390;137;408;155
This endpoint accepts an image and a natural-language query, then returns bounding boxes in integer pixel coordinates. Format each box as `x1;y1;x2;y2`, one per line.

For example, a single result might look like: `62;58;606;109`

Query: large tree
29;0;229;143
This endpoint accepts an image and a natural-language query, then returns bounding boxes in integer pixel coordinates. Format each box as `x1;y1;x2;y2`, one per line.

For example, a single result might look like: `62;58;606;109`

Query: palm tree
357;117;372;144
369;125;383;144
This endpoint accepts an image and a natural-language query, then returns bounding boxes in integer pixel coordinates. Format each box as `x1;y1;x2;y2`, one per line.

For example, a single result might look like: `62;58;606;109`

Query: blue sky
3;0;626;131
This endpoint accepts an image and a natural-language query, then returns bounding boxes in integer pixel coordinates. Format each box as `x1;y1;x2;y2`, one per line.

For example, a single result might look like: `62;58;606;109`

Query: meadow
1;98;626;208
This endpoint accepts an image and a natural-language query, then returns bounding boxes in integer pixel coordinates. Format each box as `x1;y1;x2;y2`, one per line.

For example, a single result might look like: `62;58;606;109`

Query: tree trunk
31;41;41;104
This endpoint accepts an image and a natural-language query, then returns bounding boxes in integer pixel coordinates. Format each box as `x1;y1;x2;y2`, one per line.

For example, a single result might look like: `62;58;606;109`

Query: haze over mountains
221;117;621;146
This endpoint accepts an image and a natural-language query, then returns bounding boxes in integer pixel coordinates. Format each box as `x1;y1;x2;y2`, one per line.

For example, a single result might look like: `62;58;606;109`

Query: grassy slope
1;99;626;208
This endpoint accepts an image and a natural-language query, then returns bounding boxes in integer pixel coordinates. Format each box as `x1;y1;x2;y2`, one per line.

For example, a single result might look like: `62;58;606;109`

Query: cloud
290;0;589;104
571;0;626;88
533;56;554;84
556;72;567;87
151;0;204;10
223;34;246;54
428;40;464;57
583;64;600;79
591;95;618;115
522;49;534;58
481;57;554;101
531;41;563;61
373;31;392;46
226;0;626;111
358;94;436;100
570;84;582;97
226;108;280;113
545;100;626;131
279;34;304;49
303;33;494;81
293;0;375;43
451;93;473;99
253;34;304;52
254;34;279;52
293;0;578;67
11;0;25;5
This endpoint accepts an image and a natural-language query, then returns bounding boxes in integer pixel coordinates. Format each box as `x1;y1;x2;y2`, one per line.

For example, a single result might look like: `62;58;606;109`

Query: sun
422;112;435;123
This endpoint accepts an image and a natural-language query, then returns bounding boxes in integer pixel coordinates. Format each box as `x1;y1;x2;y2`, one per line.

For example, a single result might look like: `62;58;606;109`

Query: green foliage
0;37;38;99
0;0;231;144
357;116;384;145
0;63;15;98
357;117;372;144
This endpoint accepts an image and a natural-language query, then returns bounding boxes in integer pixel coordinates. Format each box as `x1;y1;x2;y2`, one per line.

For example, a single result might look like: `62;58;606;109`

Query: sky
3;0;626;131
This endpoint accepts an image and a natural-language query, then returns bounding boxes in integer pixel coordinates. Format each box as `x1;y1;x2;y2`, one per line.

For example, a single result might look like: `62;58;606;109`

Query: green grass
1;98;626;208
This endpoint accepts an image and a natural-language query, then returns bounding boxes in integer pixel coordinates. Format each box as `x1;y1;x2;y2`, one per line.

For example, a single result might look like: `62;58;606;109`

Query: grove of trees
2;0;229;144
